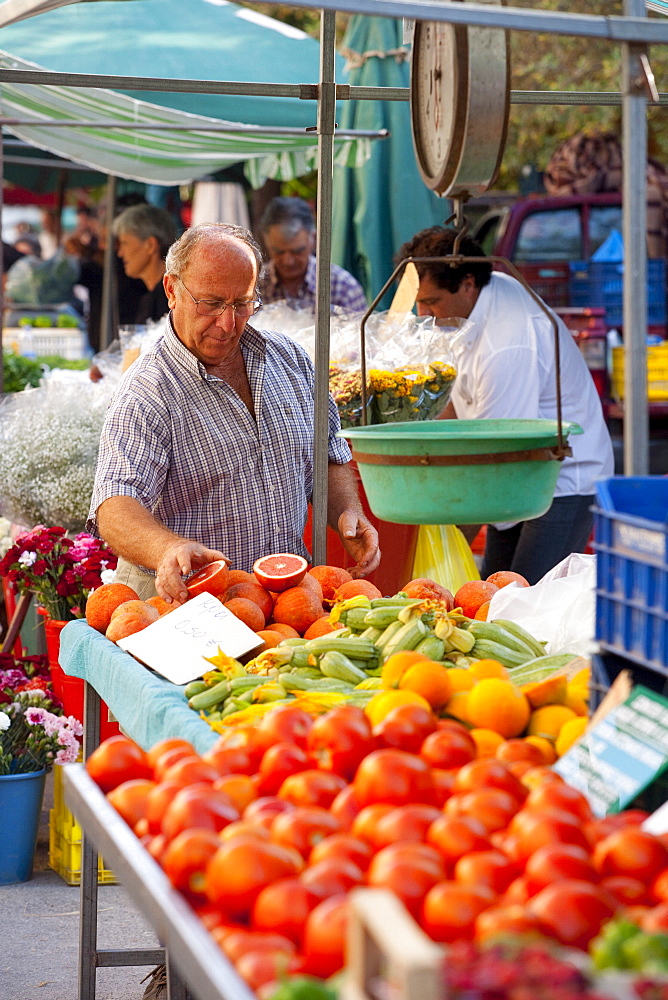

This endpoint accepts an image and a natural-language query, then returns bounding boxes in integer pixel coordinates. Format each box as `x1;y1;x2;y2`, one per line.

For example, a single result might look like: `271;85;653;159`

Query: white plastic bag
484;553;597;656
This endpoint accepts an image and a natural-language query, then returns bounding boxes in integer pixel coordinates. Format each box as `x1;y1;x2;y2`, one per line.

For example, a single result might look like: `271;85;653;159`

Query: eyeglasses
176;276;262;318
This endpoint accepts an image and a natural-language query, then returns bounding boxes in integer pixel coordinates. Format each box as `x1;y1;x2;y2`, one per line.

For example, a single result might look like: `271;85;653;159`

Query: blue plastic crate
590;650;668;713
592;476;668;674
569;259;667;328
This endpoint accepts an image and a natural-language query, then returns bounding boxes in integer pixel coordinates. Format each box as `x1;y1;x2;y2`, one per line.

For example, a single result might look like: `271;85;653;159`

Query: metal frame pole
99;174;116;351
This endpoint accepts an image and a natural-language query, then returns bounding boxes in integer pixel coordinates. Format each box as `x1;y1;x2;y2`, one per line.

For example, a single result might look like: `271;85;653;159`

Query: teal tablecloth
58;619;218;755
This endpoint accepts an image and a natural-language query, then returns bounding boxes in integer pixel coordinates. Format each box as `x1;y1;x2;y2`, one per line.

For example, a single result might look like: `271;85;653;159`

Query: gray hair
165;223;264;279
259;197;315;239
112;204;177;259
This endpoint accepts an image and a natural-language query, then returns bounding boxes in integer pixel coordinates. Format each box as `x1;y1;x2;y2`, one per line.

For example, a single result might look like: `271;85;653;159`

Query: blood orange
253;554;308;592
186;560;230;598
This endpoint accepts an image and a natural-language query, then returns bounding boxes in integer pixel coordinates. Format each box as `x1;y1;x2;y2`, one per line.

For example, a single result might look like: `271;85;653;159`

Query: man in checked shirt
87;223;380;605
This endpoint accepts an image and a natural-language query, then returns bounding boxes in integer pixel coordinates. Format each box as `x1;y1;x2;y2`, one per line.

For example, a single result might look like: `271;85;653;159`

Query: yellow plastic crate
611;344;668;401
49;764;116;886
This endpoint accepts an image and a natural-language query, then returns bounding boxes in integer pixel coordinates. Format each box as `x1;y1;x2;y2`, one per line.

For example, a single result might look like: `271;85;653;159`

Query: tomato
353;749;436;808
220;820;270;842
201;745;255;777
258;743;312;797
300;857;365;899
474;903;540;941
367;843;445;919
524;782;593;824
259;704;314;749
218;725;273;768
270;806;342;858
600;875;653;907
235;949;296;993
153;745;200;782
420;728;476;770
106;778;156;829
373;703;438;754
251;877;320;945
426;815;492;871
431;769;457;807
351;804;396;846
213;774;259;813
306;705;376;780
524;843;597;895
508;808;592;863
519;766;565;792
585;809;651;846
593;828;668;882
529;879;618;950
372;803;442;848
640;902;668;933
161;784;239;841
452;759;527;803
192;901;234;933
222;929;296;963
329;784;361;830
445;788;519;834
652;868;668;903
161;755;221;788
302;894;349;979
453;850;519;895
243;796;295;830
500;876;533;906
145;833;167;864
205;834;303;919
161;828;222;896
146;737;195;772
309;833;373;872
421;882;496;942
277;769;347;809
86;735;152;793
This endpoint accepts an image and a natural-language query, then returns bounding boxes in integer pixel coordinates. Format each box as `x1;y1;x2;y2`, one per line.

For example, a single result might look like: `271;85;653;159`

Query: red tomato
161;784;239;841
421;881;496;942
329;784;361;830
271;806;342;858
213;773;259;814
350;804;396;847
235;949;295;993
302;895;349;979
453;850;519;895
218;725;273;768
205;835;303;919
152;745;198;782
426;815;492;871
452;758;527;803
106;778;156;829
529;879;618;950
243;796;295;831
300;857;365;899
86;735;152;793
201;745;255;777
258;743;312;797
367;843;445;919
145;833;167;864
220;820;270;843
641;902;668;933
600;875;653;907
500;875;533;906
475;904;540;941
222;929;296;963
593;828;668;882
431;769;457;807
161;755;221;788
420;728;476;770
161;828;222;896
445;788;518;834
524;782;594;824
259;704;314;749
306;705;376;780
146;737;195;772
251;878;320;946
652;868;668;903
524;843;598;895
353;749;435;808
309;833;373;872
277;769;347;809
373;703;438;754
508;808;592;863
372;803;442;848
586;809;651;841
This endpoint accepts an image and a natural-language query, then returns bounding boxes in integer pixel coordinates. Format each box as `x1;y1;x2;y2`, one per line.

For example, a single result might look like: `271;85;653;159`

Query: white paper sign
117;591;264;685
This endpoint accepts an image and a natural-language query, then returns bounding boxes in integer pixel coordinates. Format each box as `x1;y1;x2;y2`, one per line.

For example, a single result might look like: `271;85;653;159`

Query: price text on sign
117;592;263;686
554;685;668;817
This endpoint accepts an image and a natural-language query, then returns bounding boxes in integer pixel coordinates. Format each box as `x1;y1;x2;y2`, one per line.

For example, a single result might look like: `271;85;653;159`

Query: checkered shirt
260;255;367;313
87;316;352;574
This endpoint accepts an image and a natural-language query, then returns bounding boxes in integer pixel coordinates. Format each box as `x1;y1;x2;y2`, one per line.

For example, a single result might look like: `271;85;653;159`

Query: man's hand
155;541;230;605
337;510;381;579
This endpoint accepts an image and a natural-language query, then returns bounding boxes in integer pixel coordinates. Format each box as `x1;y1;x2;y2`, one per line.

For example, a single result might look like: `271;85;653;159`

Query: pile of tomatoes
86;701;668;997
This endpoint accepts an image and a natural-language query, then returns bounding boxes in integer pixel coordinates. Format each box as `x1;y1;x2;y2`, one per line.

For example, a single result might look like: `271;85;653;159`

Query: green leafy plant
2;351;43;393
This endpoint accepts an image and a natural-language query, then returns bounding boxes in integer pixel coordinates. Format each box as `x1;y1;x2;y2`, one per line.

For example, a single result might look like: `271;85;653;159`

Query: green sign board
554;685;668;817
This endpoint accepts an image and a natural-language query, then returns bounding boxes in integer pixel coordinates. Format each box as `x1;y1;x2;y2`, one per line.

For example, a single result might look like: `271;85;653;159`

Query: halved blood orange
185;560;230;598
253;553;308;593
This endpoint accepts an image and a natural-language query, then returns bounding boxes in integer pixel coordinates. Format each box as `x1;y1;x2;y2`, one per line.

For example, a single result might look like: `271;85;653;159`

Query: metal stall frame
3;3;666;997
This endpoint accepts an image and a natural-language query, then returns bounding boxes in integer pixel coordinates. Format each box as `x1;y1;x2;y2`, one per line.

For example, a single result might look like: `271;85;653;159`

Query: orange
466;678;531;739
469;728;505;758
254;629;286;649
381;650;429;689
485;571;530;589
474;601;491;621
564;683;588;716
186;559;230;598
453;580;499;619
110;600;159;624
334;579;382;602
555;716;588;757
524;736;558;765
105;611;153;642
398;661;453;711
365;689;432;727
446;668;476;693
521;675;568;709
85;582;139;633
400;578;454;607
146;595;176;616
271;586;325;635
527;704;578;742
442;691;470;725
266;622;301;639
308;565;353;604
225;581;274;621
252;553;308;593
224;597;265;632
302;618;345;640
469;659;509;681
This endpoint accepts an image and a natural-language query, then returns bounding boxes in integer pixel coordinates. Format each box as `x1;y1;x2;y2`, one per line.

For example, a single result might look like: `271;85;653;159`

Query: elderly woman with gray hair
112;203;177;323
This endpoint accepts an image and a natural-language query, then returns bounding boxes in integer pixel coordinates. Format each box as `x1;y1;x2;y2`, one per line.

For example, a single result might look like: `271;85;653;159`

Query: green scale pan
340;419;583;525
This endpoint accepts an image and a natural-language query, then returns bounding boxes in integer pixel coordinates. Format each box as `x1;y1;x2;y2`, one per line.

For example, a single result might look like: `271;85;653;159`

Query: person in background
89;223;380;603
395;226;614;585
112;203;177;323
258;196;367;313
13;233;41;259
38;209;60;259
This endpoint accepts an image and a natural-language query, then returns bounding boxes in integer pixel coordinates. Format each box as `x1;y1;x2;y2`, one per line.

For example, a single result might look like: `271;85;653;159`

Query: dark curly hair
395;226;493;292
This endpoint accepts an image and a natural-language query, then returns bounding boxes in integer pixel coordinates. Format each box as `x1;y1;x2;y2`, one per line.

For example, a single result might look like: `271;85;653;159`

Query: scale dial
410;1;510;198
